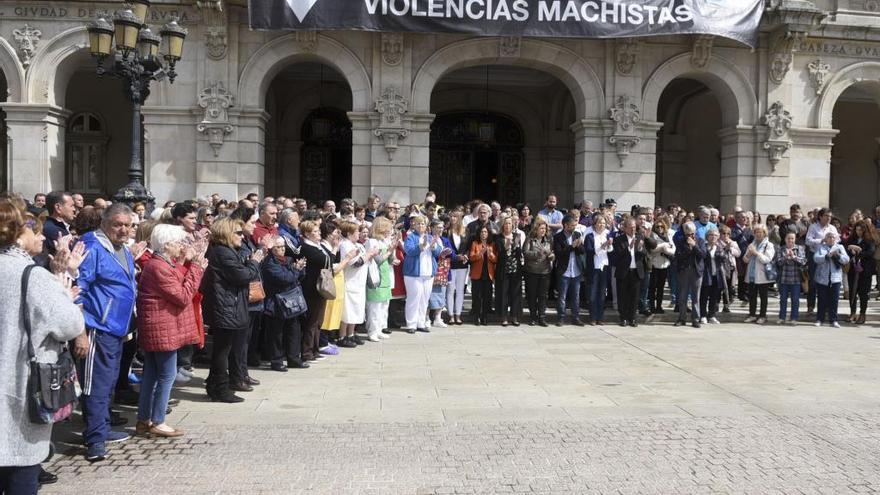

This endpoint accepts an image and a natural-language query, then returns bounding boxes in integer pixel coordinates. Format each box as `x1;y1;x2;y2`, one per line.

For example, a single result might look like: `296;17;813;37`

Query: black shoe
382;328;392;334
290;361;310;369
692;321;702;328
109;410;128;427
417;327;430;333
352;335;365;345
619;320;627;327
166;406;172;415
555;318;563;327
167;398;181;407
270;363;289;372
406;327;417;334
529;320;536;326
572;318;585;327
629;320;638;328
674;320;685;327
211;393;244;403
639;309;652;316
114;388;139;406
538;318;548;327
230;381;253;392
337;338;358;348
38;467;58;486
244;376;261;386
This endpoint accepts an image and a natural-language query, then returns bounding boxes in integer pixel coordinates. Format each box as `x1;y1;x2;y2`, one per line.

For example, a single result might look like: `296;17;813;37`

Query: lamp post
86;1;187;208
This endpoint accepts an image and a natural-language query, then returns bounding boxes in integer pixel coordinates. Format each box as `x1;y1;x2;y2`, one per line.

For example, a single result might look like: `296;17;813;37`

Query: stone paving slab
42;319;880;494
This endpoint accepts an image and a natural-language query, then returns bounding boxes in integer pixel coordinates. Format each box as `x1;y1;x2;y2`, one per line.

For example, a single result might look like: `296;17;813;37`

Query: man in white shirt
805;208;838;314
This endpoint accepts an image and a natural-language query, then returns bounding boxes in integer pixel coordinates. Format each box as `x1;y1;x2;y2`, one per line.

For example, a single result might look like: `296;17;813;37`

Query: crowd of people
1;188;879;493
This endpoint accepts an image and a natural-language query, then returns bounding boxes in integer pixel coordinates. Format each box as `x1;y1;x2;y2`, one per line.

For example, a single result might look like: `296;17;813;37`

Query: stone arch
429;87;545;147
642;53;757;127
26;26;90;106
411;38;604;120
238;34;372;112
816;61;880;129
0;38;25;103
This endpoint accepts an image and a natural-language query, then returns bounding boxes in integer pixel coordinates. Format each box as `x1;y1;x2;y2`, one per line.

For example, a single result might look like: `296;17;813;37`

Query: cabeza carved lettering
797;39;880;59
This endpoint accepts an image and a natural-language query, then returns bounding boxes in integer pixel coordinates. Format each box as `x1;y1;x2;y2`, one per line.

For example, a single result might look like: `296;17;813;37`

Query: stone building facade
0;0;879;215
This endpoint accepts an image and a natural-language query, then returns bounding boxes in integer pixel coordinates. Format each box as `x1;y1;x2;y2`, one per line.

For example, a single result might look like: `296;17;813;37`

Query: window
66;112;107;195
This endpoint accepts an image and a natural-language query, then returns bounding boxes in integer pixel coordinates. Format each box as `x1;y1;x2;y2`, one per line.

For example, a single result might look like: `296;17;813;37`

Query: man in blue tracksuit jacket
76;203;137;462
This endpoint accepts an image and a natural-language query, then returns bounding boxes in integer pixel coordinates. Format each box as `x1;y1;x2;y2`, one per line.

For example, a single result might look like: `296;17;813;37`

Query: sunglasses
234;231;244;237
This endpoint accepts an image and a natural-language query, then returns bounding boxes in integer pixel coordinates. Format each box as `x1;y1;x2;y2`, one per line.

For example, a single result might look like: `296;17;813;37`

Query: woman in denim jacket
813;232;850;328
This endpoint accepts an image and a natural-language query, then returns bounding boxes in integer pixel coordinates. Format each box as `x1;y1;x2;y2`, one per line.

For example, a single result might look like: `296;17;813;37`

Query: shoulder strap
20;264;38;362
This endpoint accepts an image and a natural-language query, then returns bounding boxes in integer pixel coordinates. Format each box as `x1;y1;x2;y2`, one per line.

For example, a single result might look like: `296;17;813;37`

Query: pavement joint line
596;326;860;454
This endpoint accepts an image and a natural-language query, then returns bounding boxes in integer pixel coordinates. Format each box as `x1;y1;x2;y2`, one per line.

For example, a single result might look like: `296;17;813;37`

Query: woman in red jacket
136;224;206;438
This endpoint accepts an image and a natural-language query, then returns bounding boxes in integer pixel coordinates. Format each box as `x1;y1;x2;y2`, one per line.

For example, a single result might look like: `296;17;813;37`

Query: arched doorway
264;61;353;201
429;112;525;207
830;82;880;215
64;68;133;197
300;107;352;202
655;78;722;209
428;65;575;208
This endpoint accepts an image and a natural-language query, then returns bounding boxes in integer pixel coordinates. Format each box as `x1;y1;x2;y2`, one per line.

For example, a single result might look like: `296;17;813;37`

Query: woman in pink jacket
136;224;206;438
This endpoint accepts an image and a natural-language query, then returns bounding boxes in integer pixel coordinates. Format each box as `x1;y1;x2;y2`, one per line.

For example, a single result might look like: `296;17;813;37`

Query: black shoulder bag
21;265;80;424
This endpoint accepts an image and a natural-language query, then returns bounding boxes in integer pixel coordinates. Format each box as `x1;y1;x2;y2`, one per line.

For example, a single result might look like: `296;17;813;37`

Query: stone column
717;126;763;213
195;108;267;200
141;107;197;203
349;111;374;203
570;119;609;205
787;127;838;211
1;103;68;198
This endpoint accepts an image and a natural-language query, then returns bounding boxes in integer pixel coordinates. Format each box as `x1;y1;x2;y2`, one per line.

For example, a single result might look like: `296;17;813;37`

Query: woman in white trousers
402;216;442;333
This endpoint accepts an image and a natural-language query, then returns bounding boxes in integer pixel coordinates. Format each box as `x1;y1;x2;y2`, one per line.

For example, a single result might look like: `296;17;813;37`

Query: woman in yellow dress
319;220;359;347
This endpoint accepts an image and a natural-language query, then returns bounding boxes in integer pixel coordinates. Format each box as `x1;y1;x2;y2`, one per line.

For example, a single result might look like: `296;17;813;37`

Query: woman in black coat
228;207;264;392
261;236;308;371
298;220;333;361
201;217;264;403
845;219;878;324
494;216;524;326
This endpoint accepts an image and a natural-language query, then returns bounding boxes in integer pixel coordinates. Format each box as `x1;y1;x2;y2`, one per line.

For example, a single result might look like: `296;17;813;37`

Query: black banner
249;0;765;47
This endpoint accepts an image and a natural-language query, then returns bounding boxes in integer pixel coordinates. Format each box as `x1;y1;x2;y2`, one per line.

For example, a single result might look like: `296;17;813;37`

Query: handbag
272;285;308;319
20;265;80;425
318;254;337;300
761;242;777;281
366;259;381;289
248;280;266;303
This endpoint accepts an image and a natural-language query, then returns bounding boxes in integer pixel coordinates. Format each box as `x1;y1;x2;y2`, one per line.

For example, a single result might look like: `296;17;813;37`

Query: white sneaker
814;321;822;327
699;317;707;324
709;317;720;325
831;321;841;328
378;332;391;339
433;318;448;328
744;316;757;323
787;319;796;326
776;319;785;325
756;317;766;325
368;334;380;342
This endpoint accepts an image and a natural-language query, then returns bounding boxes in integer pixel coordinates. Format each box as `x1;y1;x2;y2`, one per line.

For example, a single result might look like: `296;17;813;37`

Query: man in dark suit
553;215;587;326
673;221;708;328
612;218;656;327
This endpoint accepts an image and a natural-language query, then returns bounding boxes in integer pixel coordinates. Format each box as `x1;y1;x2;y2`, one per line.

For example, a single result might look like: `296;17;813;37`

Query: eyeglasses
234;231;244;237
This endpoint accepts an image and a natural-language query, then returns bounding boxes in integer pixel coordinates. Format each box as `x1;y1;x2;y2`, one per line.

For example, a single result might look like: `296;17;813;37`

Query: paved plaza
44;308;880;494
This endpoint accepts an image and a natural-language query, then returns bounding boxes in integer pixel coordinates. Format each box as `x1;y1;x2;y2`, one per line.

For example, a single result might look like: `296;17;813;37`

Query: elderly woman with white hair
743;223;776;324
673;221;707;328
136;224;207;438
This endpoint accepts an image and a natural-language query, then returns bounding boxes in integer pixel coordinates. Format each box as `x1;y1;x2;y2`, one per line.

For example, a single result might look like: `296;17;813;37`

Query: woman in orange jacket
469;225;497;325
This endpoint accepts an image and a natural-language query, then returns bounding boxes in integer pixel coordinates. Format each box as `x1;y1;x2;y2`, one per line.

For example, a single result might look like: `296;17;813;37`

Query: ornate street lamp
86;3;187;208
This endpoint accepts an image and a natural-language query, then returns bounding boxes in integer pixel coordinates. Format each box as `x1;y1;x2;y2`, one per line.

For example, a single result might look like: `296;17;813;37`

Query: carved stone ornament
609;95;640;133
381;33;403;66
608;95;642;166
769;30;805;85
13;24;41;70
205;26;227;60
375;86;408;127
197;82;235;157
807;59;830;94
499;36;522;58
294;30;318;52
691;35;714;69
615;39;638;76
374;86;409;161
762;101;793;170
